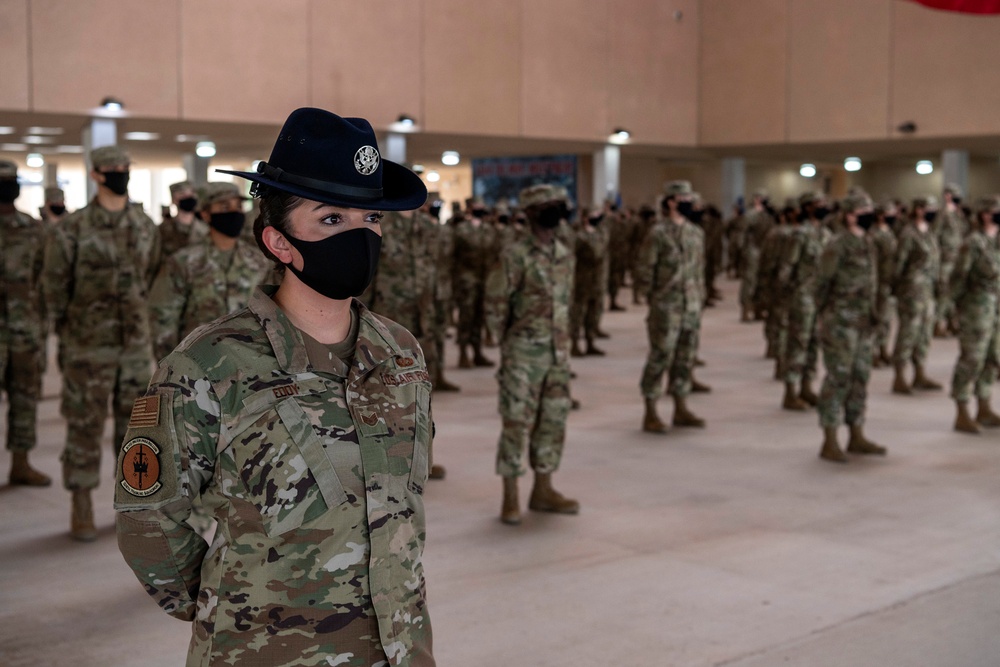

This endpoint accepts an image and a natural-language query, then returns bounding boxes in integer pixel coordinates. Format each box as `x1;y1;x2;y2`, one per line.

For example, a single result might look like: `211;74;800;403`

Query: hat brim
215;160;427;212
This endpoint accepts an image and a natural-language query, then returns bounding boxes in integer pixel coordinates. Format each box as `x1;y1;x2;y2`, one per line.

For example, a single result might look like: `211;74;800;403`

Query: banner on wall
472;155;578;208
908;0;1000;13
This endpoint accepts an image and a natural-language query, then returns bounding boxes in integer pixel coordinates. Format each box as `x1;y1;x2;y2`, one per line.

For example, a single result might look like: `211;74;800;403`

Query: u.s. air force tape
120;437;162;497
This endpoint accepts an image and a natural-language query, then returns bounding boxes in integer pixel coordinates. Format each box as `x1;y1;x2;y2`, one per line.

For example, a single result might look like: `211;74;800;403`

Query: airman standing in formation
43;145;160;540
739;190;775;322
1;160;51;486
934;183;969;337
570;204;610;357
815;193;885;463
148;182;270;361
757;204;792;375
701;203;725;305
453;199;496;369
39;186;69;227
948;196;1000;434
486;184;579;526
607;206;632;311
639;181;707;433
869;202;898;367
158;180;209;258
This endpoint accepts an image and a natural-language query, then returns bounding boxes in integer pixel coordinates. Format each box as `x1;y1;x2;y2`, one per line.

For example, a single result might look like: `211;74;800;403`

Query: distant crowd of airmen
2;145;999;533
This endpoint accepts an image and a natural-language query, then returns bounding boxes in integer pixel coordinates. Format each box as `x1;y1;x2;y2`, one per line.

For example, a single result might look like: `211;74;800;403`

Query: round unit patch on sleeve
120;437;163;497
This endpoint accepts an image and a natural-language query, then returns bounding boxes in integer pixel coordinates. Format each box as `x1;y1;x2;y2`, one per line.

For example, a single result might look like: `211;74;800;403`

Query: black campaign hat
217;107;427;211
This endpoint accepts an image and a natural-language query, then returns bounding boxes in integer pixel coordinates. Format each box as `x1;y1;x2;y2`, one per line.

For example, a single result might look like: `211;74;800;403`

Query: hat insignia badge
354;146;379;176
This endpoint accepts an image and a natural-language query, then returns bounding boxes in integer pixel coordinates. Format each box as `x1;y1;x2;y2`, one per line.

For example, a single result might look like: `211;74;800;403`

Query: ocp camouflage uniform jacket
43;199;160;351
868;223;898;295
484;233;574;365
148;238;272;361
756;225;792;308
0;209;47;350
159;215;210;259
935;206;969;269
371;210;437;336
115;286;434;667
892;223;940;301
816;231;878;328
573;221;609;300
742;208;775;254
950;231;1000;311
778;222;832;300
637;218;704;318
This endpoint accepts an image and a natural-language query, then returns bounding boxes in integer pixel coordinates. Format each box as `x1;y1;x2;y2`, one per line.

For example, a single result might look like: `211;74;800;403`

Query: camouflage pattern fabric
638;218;705;400
726;212;746;277
757;224;792;362
432;222;455;366
700;207;725;293
949;231;1000;402
149;238;271;361
891;223;940;365
815;231;878;428
44;199;160;490
115;287;435;667
571;219;609;344
780;222;832;385
158;215;210;259
485;233;573;477
0;209;47;452
935;206;969;328
607;210;632;304
739;208;775;311
452;219;496;350
868;222;898;354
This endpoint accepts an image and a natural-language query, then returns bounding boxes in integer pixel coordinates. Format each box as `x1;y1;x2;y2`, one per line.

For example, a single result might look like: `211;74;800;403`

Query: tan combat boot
70;489;98;542
892;363;912;395
690;376;711;393
976;397;1000;427
799;378;819;407
872;352;883;368
912;363;942;390
765;340;776;360
432;365;461;393
501;477;521;525
9;451;52;486
672;396;706;428
933;321;948;338
570;338;584;358
954;401;981;434
879;346;892;366
782;383;809;411
528;472;579;514
740;306;752;323
458;345;472;369
642;398;668;434
584;340;606;356
429;464;446;480
846;424;887;455
472;347;495;368
819;427;848;464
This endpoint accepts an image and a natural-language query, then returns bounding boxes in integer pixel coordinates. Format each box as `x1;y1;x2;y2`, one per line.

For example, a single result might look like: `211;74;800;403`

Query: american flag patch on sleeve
128;395;161;429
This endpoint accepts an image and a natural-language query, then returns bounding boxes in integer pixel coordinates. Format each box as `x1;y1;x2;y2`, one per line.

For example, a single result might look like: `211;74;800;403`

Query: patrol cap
0;160;17;178
752;188;769;199
198;182;248;209
519;184;567;209
169;180;195;196
90;145;131;169
798;191;821;207
44;186;64;202
664;180;693;196
944;182;964;198
841;193;873;213
690;192;703;205
974;195;1000;214
913;195;938;209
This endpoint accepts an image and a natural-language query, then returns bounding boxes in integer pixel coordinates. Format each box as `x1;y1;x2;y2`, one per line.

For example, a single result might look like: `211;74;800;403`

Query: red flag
909;0;1000;13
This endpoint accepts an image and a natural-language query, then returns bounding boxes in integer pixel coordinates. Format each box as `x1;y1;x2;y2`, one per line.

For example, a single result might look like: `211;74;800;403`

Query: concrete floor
2;279;999;667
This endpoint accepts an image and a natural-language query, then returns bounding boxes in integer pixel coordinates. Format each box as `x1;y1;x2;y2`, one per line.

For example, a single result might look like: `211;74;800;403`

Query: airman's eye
367;212;384;224
320;214;342;225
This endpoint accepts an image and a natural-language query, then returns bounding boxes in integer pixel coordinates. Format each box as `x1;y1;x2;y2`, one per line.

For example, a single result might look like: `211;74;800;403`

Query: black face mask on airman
210;211;245;238
856;212;875;230
536;204;563;229
924;210;938;224
283;227;381;300
177;197;198;212
0;180;20;203
49;204;66;215
100;170;130;196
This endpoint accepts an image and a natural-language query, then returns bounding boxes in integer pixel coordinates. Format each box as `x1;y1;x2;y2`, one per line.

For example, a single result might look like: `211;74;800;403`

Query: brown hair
253;187;303;270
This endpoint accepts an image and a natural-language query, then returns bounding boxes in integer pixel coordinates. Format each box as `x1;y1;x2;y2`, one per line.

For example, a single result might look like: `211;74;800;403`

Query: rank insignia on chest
120;437;162;497
397;356;416;368
360;411;380;426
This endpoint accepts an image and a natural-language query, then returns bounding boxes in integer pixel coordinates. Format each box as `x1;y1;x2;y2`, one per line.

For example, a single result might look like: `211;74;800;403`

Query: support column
82;118;117;199
720;157;746;212
592;145;620;206
384;133;407;165
941;149;969;195
43;163;59;188
182;154;209;188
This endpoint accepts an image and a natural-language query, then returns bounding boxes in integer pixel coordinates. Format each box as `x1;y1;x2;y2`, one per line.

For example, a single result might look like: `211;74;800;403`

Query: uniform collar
249;285;404;380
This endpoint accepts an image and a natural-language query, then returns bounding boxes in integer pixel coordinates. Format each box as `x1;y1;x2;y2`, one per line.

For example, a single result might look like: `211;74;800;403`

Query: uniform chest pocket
234;398;349;537
353;381;431;495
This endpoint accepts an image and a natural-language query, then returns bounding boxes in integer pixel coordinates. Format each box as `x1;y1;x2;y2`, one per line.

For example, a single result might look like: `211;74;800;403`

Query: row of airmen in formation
2;145;997;534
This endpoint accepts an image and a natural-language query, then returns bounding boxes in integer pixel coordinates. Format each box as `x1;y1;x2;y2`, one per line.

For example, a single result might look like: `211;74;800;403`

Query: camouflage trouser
739;248;761;310
496;344;570;477
784;294;818;385
571;286;602;343
818;314;874;428
893;292;934;366
60;346;152;490
608;258;627;302
937;261;955;327
0;344;44;452
874;287;894;353
950;299;1000;402
765;299;788;359
454;273;486;349
640;308;699;400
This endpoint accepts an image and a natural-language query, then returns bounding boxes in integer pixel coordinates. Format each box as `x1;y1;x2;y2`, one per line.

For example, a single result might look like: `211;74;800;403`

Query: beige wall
0;0;30;110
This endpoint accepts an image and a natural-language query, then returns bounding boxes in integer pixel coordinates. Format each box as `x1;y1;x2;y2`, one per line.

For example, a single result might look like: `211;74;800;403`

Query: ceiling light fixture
195;141;217;158
426;171;441;183
26;126;63;135
124;131;160;141
441;151;460;166
844;157;862;172
916;160;934;175
26;153;44;168
100;96;124;111
799;163;817;178
0;126;15;135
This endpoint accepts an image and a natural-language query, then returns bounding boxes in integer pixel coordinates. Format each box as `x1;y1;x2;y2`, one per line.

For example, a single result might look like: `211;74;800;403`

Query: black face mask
537;205;563;229
588;214;603;226
49;204;66;216
924;210;938;224
677;201;694;218
0;180;20;203
885;215;897;226
815;206;830;219
100;170;130;196
952;196;962;206
283;227;381;300
992;212;1000;226
797;211;809;223
210;211;245;238
177;196;198;212
690;209;704;224
429;205;441;220
497;215;510;225
472;208;488;219
856;212;875;230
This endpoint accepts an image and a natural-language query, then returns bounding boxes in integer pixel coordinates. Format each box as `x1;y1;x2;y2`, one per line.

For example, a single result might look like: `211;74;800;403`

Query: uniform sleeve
145;216;163;290
814;238;841;314
634;226;660;297
484;249;517;344
42;216;76;332
891;232;912;295
777;232;802;288
114;354;222;622
949;240;974;309
148;254;190;362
